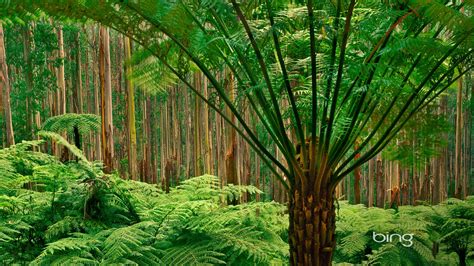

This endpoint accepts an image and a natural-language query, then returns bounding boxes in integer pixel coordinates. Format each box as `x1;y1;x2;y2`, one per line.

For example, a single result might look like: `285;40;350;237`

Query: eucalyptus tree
0;23;14;147
1;0;473;265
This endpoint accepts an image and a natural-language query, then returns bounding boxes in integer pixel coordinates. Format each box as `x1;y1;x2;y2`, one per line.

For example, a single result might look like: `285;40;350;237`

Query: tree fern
1;145;472;265
335;202;439;265
101;222;162;265
431;197;474;265
160;243;225;265
41;113;101;137
31;232;102;265
38;131;88;163
44;216;103;242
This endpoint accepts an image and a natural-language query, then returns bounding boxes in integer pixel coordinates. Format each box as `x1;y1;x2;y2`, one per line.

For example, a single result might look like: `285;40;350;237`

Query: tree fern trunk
457;249;467;266
288;182;336;266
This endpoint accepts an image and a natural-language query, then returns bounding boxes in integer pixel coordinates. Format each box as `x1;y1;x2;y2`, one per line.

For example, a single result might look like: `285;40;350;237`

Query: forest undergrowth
0;135;472;265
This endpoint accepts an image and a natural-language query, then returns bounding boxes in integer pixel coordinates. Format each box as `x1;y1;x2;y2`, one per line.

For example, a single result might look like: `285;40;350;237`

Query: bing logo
372;232;414;247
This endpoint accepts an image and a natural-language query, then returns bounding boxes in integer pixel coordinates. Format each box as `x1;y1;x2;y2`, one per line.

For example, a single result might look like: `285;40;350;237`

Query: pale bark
224;71;237;187
185;88;192;177
0;23;15;146
368;158;375;207
203;77;212;174
57;26;66;115
144;95;152;182
23;25;34;138
99;26;114;173
90;26;102;160
353;142;361;204
455;76;464;198
193;72;202;176
376;155;384;208
73;31;83;114
124;36;138;181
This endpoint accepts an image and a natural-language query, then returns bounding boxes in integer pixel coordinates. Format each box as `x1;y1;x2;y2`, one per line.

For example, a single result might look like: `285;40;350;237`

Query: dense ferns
0;135;472;265
0;134;288;265
335;200;473;265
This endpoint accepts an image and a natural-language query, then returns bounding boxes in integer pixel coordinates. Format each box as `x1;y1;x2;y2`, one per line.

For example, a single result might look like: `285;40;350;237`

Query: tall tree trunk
434;100;444;204
255;144;261;202
114;33;125;175
150;97;158;185
124;36;138;180
185;88;192;177
90;25;102;160
52;24;67;158
368;158;375;207
376;155;384;208
144;95;152;183
160;100;166;186
203;77;212;174
433;156;441;204
0;24;14;147
353;142;361;204
223;71;238;205
173;86;182;183
455;76;464;198
193;72;202;176
216;98;225;181
402;168;409;205
99;26;114;173
224;71;237;187
73;31;83;114
83;27;92;159
23;24;36;141
56;26;66;116
439;96;448;201
242;103;251;202
464;72;474;195
170;87;180;185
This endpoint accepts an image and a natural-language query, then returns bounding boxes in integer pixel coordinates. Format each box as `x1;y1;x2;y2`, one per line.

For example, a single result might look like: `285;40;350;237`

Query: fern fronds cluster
334;200;473;265
0;140;289;265
0;140;472;265
41;114;101;137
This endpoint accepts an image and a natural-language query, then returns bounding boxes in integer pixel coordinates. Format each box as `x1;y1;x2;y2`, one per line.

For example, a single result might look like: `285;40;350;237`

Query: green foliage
0;142;473;265
41;114;101;137
0;142;288;265
334;201;474;265
4;0;472;191
3;21;60;141
430;197;474;265
129;48;180;96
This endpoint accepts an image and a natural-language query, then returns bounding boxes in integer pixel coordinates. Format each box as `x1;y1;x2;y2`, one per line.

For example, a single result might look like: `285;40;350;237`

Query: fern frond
38;131;88;163
101;222;162;265
32;232;101;265
42;113;101;137
161;243;226;265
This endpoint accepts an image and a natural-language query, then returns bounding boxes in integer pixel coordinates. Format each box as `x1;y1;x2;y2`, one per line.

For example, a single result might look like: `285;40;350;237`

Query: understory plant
0;134;288;265
0;136;472;265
